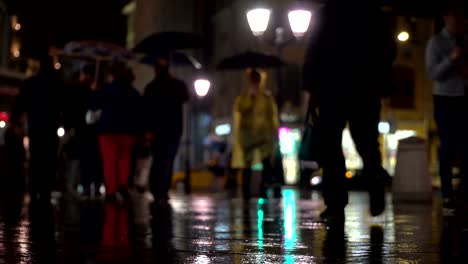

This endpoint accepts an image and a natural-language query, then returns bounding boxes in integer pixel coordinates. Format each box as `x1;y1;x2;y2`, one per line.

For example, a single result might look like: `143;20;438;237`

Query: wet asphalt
0;189;466;263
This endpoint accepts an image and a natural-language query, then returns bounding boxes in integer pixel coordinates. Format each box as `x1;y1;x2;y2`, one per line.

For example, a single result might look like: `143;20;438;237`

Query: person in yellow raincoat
231;70;280;199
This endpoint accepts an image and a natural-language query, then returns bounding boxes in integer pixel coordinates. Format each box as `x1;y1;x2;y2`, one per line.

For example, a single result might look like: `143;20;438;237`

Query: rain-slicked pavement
0;189;467;263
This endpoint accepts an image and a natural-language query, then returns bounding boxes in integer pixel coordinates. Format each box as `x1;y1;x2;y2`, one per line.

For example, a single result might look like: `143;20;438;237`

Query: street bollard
392;137;433;203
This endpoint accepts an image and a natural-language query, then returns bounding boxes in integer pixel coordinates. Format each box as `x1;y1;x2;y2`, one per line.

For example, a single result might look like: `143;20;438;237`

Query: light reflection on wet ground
0;189;466;263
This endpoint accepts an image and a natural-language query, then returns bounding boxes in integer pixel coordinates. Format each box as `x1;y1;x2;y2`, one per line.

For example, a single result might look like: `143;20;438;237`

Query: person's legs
99;135;118;196
434;96;457;200
89;135;104;191
318;97;348;214
349;96;384;216
242;166;252;200
80;130;103;194
349;97;382;180
116;135;136;192
29;132;58;199
149;137;172;199
260;157;274;198
453;97;468;197
163;136;181;196
79;135;93;192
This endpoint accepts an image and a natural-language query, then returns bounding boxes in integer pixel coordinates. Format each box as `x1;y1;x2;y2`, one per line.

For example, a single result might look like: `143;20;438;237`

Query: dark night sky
5;0;129;55
4;0;465;57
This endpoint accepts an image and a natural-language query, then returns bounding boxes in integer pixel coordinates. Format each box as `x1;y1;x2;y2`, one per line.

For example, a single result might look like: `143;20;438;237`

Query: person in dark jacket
96;62;143;202
302;0;396;223
63;64;103;197
144;56;189;200
10;53;64;201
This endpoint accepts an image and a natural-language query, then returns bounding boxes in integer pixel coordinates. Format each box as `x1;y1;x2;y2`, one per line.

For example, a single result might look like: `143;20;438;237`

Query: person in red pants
95;62;143;202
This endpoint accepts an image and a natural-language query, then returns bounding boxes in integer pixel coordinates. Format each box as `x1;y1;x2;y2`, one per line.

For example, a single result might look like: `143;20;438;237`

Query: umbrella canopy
217;51;285;70
133;32;204;54
141;52;202;69
61;41;134;61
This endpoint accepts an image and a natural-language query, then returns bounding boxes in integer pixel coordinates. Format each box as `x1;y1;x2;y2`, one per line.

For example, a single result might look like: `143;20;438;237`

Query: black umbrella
61;41;134;60
217;51;285;70
133;32;204;53
141;52;202;69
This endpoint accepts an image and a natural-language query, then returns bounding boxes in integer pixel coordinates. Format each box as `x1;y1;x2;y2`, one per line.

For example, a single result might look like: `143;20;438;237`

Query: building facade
0;0;10;67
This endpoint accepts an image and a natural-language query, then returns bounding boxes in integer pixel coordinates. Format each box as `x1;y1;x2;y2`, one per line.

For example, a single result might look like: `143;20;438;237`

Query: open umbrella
61;41;134;61
133;32;204;54
141;52;202;69
59;41;134;82
217;51;285;70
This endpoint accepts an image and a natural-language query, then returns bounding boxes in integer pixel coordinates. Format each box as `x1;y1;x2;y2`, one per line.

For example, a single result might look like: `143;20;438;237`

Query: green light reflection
283;189;297;263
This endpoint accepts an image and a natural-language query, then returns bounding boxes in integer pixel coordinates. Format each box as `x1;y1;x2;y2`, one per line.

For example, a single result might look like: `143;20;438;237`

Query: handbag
298;98;321;171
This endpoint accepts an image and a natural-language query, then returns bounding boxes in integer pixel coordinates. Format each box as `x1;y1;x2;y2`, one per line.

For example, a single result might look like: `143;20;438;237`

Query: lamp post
246;6;312;43
246;5;312;186
184;77;211;194
246;5;312;96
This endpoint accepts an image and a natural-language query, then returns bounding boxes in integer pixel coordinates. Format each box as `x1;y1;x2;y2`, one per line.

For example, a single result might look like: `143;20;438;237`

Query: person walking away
232;70;280;200
63;64;103;198
10;52;64;202
302;0;396;223
96;62;143;202
144;56;189;201
425;1;468;214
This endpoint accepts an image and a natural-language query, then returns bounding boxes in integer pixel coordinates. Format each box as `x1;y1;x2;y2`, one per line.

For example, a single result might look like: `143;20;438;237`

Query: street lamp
246;4;312;186
194;78;211;97
246;8;271;37
288;10;312;38
246;5;312;95
184;77;211;194
397;31;410;42
246;7;312;40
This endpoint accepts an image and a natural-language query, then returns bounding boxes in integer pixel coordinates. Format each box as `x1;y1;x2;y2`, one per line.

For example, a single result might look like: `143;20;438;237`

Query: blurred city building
0;0;26;145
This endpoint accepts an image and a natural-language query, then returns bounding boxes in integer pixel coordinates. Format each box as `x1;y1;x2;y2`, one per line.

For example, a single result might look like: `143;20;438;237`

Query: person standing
302;0;396;223
96;62;143;202
425;1;468;213
144;57;189;201
232;70;280;200
63;64;103;197
10;52;64;201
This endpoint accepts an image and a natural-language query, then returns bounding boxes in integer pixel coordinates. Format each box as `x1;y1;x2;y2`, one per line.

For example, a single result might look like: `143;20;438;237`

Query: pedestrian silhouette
303;0;396;222
11;51;64;201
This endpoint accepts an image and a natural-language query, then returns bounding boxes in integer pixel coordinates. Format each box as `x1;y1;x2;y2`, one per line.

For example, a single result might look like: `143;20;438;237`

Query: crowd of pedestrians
8;53;189;204
3;0;467;226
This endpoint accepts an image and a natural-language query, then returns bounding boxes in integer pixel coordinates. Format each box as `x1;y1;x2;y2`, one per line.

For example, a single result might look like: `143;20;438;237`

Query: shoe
320;207;345;224
369;182;386;217
443;198;456;217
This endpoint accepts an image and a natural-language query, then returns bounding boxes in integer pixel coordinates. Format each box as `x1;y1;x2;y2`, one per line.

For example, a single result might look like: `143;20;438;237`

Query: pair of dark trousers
434;95;468;198
79;133;103;190
318;95;382;209
29;132;59;198
149;134;181;199
242;157;274;198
